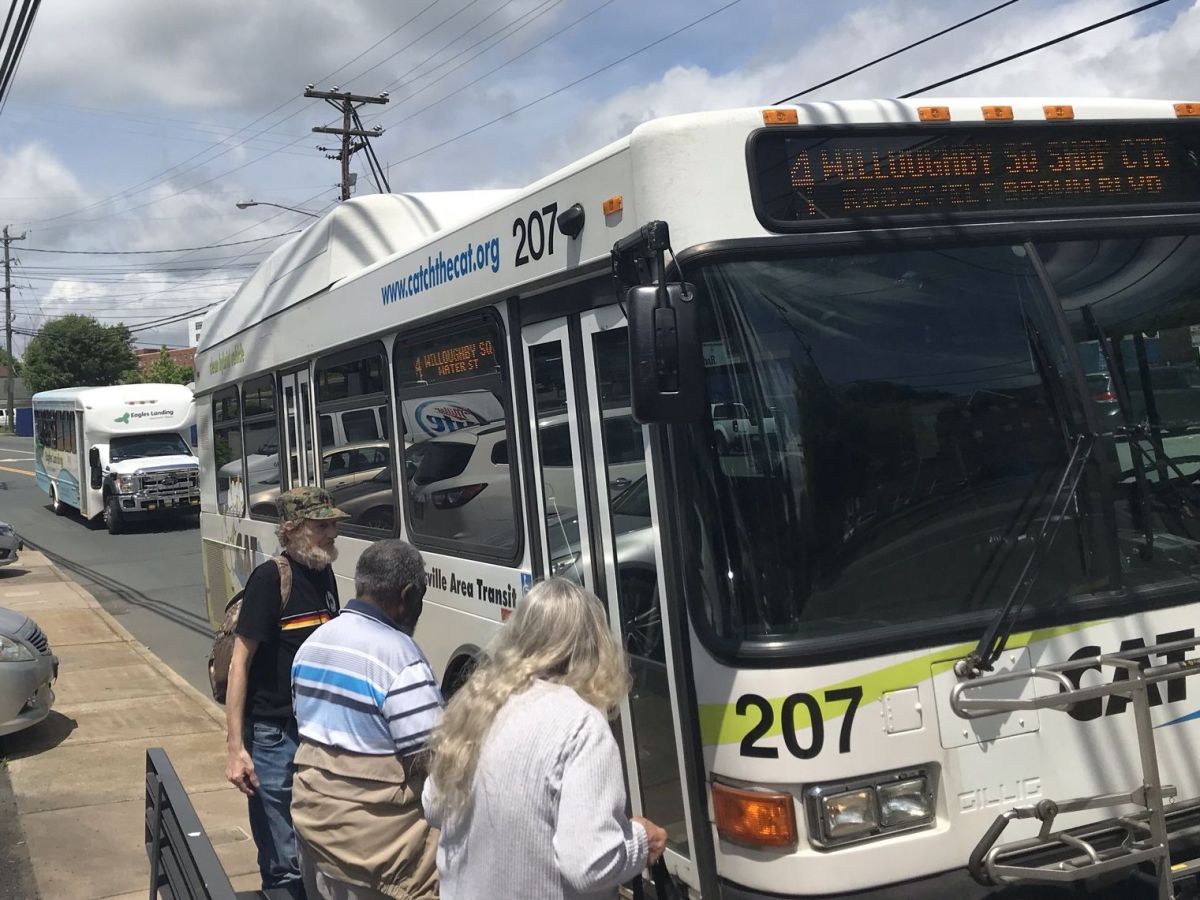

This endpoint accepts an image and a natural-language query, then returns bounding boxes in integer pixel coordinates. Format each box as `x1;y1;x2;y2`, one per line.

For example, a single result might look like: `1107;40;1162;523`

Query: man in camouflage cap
278;485;352;524
225;486;348;898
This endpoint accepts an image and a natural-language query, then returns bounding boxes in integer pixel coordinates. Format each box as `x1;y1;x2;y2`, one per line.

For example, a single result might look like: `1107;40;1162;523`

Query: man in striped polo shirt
290;539;442;900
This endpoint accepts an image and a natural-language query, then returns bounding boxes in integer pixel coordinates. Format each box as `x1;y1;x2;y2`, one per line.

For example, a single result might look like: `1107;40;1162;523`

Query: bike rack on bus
950;636;1200;900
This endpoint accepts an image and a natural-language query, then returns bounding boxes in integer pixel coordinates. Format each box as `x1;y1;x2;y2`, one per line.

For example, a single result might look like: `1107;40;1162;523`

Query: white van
32;384;200;534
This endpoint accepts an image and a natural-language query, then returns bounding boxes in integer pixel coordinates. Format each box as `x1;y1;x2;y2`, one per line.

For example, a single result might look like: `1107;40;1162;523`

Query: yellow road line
0;463;33;478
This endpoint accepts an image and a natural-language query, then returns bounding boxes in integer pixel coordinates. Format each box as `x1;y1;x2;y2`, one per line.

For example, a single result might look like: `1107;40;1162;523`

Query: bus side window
242;376;281;522
394;314;520;564
212;388;245;517
314;342;396;537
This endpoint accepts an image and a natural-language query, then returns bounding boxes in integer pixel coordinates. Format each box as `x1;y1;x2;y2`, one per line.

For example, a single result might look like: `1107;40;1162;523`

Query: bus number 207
737;686;863;759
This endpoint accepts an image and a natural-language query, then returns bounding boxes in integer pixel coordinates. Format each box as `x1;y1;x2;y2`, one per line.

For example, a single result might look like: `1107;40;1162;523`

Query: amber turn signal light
762;108;799;126
1175;102;1200;118
712;782;797;849
602;195;623;216
1044;104;1074;120
981;105;1013;121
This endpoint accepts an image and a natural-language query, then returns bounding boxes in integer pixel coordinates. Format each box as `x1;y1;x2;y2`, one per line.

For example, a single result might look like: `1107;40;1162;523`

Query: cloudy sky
1;0;1196;351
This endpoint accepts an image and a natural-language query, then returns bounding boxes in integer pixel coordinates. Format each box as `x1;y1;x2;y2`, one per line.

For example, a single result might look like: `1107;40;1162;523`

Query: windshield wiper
956;431;1096;679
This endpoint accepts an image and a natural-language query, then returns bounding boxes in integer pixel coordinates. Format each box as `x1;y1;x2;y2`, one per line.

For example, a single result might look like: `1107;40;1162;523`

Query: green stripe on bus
697;621;1099;747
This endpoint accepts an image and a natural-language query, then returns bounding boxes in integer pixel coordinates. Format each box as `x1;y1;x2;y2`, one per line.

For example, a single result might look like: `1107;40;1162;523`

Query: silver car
0;520;22;568
0;606;57;736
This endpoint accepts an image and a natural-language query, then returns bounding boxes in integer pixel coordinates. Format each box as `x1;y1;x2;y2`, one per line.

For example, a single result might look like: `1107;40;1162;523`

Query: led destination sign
751;122;1200;231
400;324;497;385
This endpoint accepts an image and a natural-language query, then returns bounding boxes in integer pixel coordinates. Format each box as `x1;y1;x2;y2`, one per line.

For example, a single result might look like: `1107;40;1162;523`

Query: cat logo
1064;628;1195;721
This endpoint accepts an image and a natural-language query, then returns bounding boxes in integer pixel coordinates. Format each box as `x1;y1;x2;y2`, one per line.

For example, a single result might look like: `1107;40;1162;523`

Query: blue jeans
245;717;305;899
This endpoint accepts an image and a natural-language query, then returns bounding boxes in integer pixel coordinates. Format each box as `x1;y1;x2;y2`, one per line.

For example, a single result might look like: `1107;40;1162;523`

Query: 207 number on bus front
736;686;863;759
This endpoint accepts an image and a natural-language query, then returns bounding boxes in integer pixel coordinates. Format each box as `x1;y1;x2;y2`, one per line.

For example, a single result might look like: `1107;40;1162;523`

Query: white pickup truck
711;401;777;454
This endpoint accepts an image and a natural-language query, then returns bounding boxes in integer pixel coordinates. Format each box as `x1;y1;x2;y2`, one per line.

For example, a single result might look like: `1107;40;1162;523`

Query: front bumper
117;493;200;513
718;867;1156;899
0;652;57;737
0;544;18;567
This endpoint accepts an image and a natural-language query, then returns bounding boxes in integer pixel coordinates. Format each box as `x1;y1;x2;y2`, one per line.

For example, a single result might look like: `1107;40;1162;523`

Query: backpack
208;556;293;704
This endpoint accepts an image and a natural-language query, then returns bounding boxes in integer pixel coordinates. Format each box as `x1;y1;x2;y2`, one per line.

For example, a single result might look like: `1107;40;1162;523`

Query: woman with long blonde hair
422;578;668;899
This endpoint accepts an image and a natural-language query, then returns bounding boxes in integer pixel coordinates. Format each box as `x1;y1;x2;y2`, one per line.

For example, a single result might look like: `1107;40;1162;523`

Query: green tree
128;347;193;385
21;316;138;392
0;347;18;376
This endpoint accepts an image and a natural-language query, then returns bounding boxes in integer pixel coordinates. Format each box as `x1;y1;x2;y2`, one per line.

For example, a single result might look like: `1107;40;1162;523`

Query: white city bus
197;98;1200;898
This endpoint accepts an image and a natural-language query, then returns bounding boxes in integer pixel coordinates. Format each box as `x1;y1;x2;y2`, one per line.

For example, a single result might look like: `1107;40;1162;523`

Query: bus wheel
104;496;123;535
49;486;66;516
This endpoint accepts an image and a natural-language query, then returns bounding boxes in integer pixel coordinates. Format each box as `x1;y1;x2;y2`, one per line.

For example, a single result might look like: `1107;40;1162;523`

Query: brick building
135;347;196;377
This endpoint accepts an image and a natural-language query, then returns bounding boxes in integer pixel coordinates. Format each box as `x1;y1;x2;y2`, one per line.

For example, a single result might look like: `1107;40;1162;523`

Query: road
0;434;212;696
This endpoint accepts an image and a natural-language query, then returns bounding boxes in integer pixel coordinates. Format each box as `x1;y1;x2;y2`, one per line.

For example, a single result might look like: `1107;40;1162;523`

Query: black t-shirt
235;554;339;721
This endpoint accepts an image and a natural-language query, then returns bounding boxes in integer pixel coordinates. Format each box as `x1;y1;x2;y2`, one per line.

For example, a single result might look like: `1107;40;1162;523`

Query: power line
20;230;301;255
384;0;743;171
774;0;1022;104
371;0;612;132
901;0;1176;97
0;0;41;116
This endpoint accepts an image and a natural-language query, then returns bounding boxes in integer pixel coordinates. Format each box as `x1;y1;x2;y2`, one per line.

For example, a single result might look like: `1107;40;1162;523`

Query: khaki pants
298;835;394;900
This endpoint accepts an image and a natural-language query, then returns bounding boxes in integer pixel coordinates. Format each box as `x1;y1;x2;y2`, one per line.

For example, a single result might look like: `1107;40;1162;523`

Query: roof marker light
1044;104;1074;120
918;106;951;122
602;195;623;216
982;105;1013;121
1175;103;1200;118
762;108;799;126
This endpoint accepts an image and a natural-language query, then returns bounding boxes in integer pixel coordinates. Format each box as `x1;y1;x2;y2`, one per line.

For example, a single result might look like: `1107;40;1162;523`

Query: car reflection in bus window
1046;235;1200;588
242;377;281;521
396;320;519;560
212;388;245;517
314;347;396;535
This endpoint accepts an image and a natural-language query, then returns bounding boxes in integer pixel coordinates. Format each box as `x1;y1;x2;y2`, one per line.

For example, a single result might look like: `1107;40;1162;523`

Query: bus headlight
116;475;139;493
878;777;934;827
805;767;936;849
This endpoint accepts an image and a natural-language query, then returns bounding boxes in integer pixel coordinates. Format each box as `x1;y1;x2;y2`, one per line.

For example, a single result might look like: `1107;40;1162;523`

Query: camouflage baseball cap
278;486;350;522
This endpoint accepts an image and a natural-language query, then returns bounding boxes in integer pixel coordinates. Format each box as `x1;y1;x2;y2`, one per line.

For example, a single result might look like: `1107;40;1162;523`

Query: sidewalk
0;549;259;900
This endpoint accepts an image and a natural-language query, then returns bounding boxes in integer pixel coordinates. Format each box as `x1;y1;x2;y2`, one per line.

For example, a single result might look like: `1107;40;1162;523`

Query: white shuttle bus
197;99;1200;898
33;384;200;534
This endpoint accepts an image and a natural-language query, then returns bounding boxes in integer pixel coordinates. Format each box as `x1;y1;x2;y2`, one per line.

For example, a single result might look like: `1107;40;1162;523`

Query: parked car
408;423;514;547
547;476;662;662
0;606;57;736
0;520;22;568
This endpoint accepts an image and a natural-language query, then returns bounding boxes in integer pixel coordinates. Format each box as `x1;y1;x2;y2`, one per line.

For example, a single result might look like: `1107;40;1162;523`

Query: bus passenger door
522;308;699;891
280;368;317;488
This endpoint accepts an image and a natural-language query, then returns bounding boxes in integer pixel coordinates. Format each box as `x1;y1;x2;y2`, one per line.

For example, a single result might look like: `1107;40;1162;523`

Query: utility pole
304;85;390;201
2;226;26;432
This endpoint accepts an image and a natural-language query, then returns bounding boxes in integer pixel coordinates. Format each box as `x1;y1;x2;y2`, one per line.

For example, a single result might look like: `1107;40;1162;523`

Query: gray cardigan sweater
423;680;649;900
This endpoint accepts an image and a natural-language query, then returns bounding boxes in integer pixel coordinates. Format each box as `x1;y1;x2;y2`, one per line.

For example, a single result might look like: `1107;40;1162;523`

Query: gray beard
289;541;337;571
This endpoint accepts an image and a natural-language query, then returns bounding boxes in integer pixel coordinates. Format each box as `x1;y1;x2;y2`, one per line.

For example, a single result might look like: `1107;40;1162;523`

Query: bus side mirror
628;283;704;424
88;448;102;489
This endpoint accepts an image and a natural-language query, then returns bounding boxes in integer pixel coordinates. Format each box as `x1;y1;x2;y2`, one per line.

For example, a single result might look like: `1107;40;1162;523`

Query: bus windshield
678;236;1200;652
110;432;192;462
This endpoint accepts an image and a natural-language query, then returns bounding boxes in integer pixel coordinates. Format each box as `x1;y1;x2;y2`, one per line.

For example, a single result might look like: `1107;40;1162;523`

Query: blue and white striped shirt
291;600;443;757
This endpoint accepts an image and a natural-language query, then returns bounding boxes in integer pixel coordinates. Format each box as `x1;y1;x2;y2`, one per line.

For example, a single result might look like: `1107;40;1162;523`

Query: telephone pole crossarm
312;126;381;138
303;88;389;105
